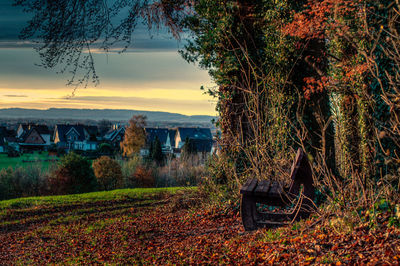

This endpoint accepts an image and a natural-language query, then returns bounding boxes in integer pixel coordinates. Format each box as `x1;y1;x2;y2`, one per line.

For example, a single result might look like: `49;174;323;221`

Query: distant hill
0;108;216;124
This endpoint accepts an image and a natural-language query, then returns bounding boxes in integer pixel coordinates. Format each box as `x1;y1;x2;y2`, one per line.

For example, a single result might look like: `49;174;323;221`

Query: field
0;152;57;170
0;188;399;264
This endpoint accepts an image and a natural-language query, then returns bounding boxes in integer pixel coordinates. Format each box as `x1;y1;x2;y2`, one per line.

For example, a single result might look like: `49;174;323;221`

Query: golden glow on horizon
0;85;217;116
0;49;217;116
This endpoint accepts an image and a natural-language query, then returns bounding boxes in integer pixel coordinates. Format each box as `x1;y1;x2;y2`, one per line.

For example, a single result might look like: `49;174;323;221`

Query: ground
0;188;399;264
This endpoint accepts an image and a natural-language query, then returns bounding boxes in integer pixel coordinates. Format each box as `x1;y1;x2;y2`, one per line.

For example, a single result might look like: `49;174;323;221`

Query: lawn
0;152;58;170
0;188;399;264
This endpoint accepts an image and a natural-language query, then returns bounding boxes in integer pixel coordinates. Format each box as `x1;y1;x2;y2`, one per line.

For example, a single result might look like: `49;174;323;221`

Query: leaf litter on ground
0;188;399;264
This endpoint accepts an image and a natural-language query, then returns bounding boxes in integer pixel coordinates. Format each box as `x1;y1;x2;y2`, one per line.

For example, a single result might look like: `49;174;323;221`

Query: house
18;125;51;152
103;125;125;149
73;140;98;151
4;136;19;152
144;128;173;154
174;127;213;153
0;127;6;153
0;125;18;152
16;124;29;138
53;124;99;151
168;129;176;150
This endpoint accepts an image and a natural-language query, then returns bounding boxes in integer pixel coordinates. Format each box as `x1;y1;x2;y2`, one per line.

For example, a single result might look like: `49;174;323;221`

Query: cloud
3;94;27;97
0;1;182;52
51;95;216;116
64;95;214;107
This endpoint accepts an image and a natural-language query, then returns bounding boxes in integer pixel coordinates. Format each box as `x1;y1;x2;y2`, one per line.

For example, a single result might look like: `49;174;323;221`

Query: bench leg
240;195;259;231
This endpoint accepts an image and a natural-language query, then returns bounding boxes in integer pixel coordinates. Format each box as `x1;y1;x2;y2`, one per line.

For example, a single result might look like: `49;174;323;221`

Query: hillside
0;108;216;124
0;188;399;264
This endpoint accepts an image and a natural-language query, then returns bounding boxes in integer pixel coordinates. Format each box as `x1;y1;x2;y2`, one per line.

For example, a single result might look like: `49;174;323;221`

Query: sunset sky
0;1;217;116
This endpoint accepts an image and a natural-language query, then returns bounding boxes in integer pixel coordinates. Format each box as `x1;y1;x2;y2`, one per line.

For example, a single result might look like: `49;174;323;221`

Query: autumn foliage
48;153;97;195
132;166;155;188
93;156;123;191
120;115;146;157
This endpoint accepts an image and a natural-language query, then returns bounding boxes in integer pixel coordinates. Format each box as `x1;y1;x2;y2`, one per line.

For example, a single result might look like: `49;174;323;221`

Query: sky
0;1;217;116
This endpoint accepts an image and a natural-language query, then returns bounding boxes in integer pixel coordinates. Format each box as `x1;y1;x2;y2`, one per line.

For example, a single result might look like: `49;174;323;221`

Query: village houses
0;122;214;157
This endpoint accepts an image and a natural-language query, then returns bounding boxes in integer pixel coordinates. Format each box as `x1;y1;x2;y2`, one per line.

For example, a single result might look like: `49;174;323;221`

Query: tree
13;0;192;88
150;136;164;166
93;156;123;191
49;152;97;195
133;166;155;188
181;137;196;161
120;115;146;157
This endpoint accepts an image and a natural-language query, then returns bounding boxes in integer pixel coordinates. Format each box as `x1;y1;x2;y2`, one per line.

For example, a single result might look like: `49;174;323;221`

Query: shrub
7;147;20;157
0;167;15;200
0;164;47;200
120;155;143;187
15;164;47;197
133;166;155;188
97;143;114;154
48;152;97;195
93;156;123;191
154;158;206;187
57;147;66;157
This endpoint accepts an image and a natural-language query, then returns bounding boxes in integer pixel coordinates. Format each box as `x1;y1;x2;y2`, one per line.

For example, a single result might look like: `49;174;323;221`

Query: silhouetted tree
13;0;192;88
150;136;164;166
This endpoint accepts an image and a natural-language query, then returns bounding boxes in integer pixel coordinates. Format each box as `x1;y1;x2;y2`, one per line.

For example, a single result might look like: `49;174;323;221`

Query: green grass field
0;152;58;170
0;187;188;211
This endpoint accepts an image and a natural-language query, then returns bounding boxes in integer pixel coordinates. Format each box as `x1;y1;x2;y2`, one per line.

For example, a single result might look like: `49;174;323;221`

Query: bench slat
254;179;271;196
240;179;253;192
268;181;282;197
240;178;258;195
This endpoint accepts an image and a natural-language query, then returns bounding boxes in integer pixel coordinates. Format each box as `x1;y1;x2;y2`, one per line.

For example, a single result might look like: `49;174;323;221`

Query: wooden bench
240;148;315;231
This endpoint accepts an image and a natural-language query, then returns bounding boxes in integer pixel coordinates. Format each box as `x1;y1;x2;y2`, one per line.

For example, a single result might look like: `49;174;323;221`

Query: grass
0;152;57;170
0;187;193;210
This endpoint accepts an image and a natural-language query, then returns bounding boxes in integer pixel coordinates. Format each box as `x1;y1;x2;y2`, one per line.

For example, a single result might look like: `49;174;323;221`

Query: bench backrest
288;148;314;198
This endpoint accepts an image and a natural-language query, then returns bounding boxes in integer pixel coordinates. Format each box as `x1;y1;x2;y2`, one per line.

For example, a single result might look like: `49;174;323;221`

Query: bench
240;148;315;231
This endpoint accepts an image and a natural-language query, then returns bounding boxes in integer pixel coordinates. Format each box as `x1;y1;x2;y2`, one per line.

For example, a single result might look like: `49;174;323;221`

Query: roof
145;128;169;144
177;127;212;141
20;128;46;144
191;138;213;153
168;129;176;148
103;127;125;142
31;125;50;135
85;125;99;136
18;124;29;131
54;125;87;142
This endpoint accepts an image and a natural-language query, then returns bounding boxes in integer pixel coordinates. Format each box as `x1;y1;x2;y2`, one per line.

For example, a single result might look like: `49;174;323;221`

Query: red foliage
283;0;370;99
133;166;155;188
283;0;364;40
303;76;330;100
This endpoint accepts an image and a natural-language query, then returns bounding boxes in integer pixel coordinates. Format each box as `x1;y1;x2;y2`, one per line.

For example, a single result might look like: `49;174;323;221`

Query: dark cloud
0;0;180;51
0;1;31;40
